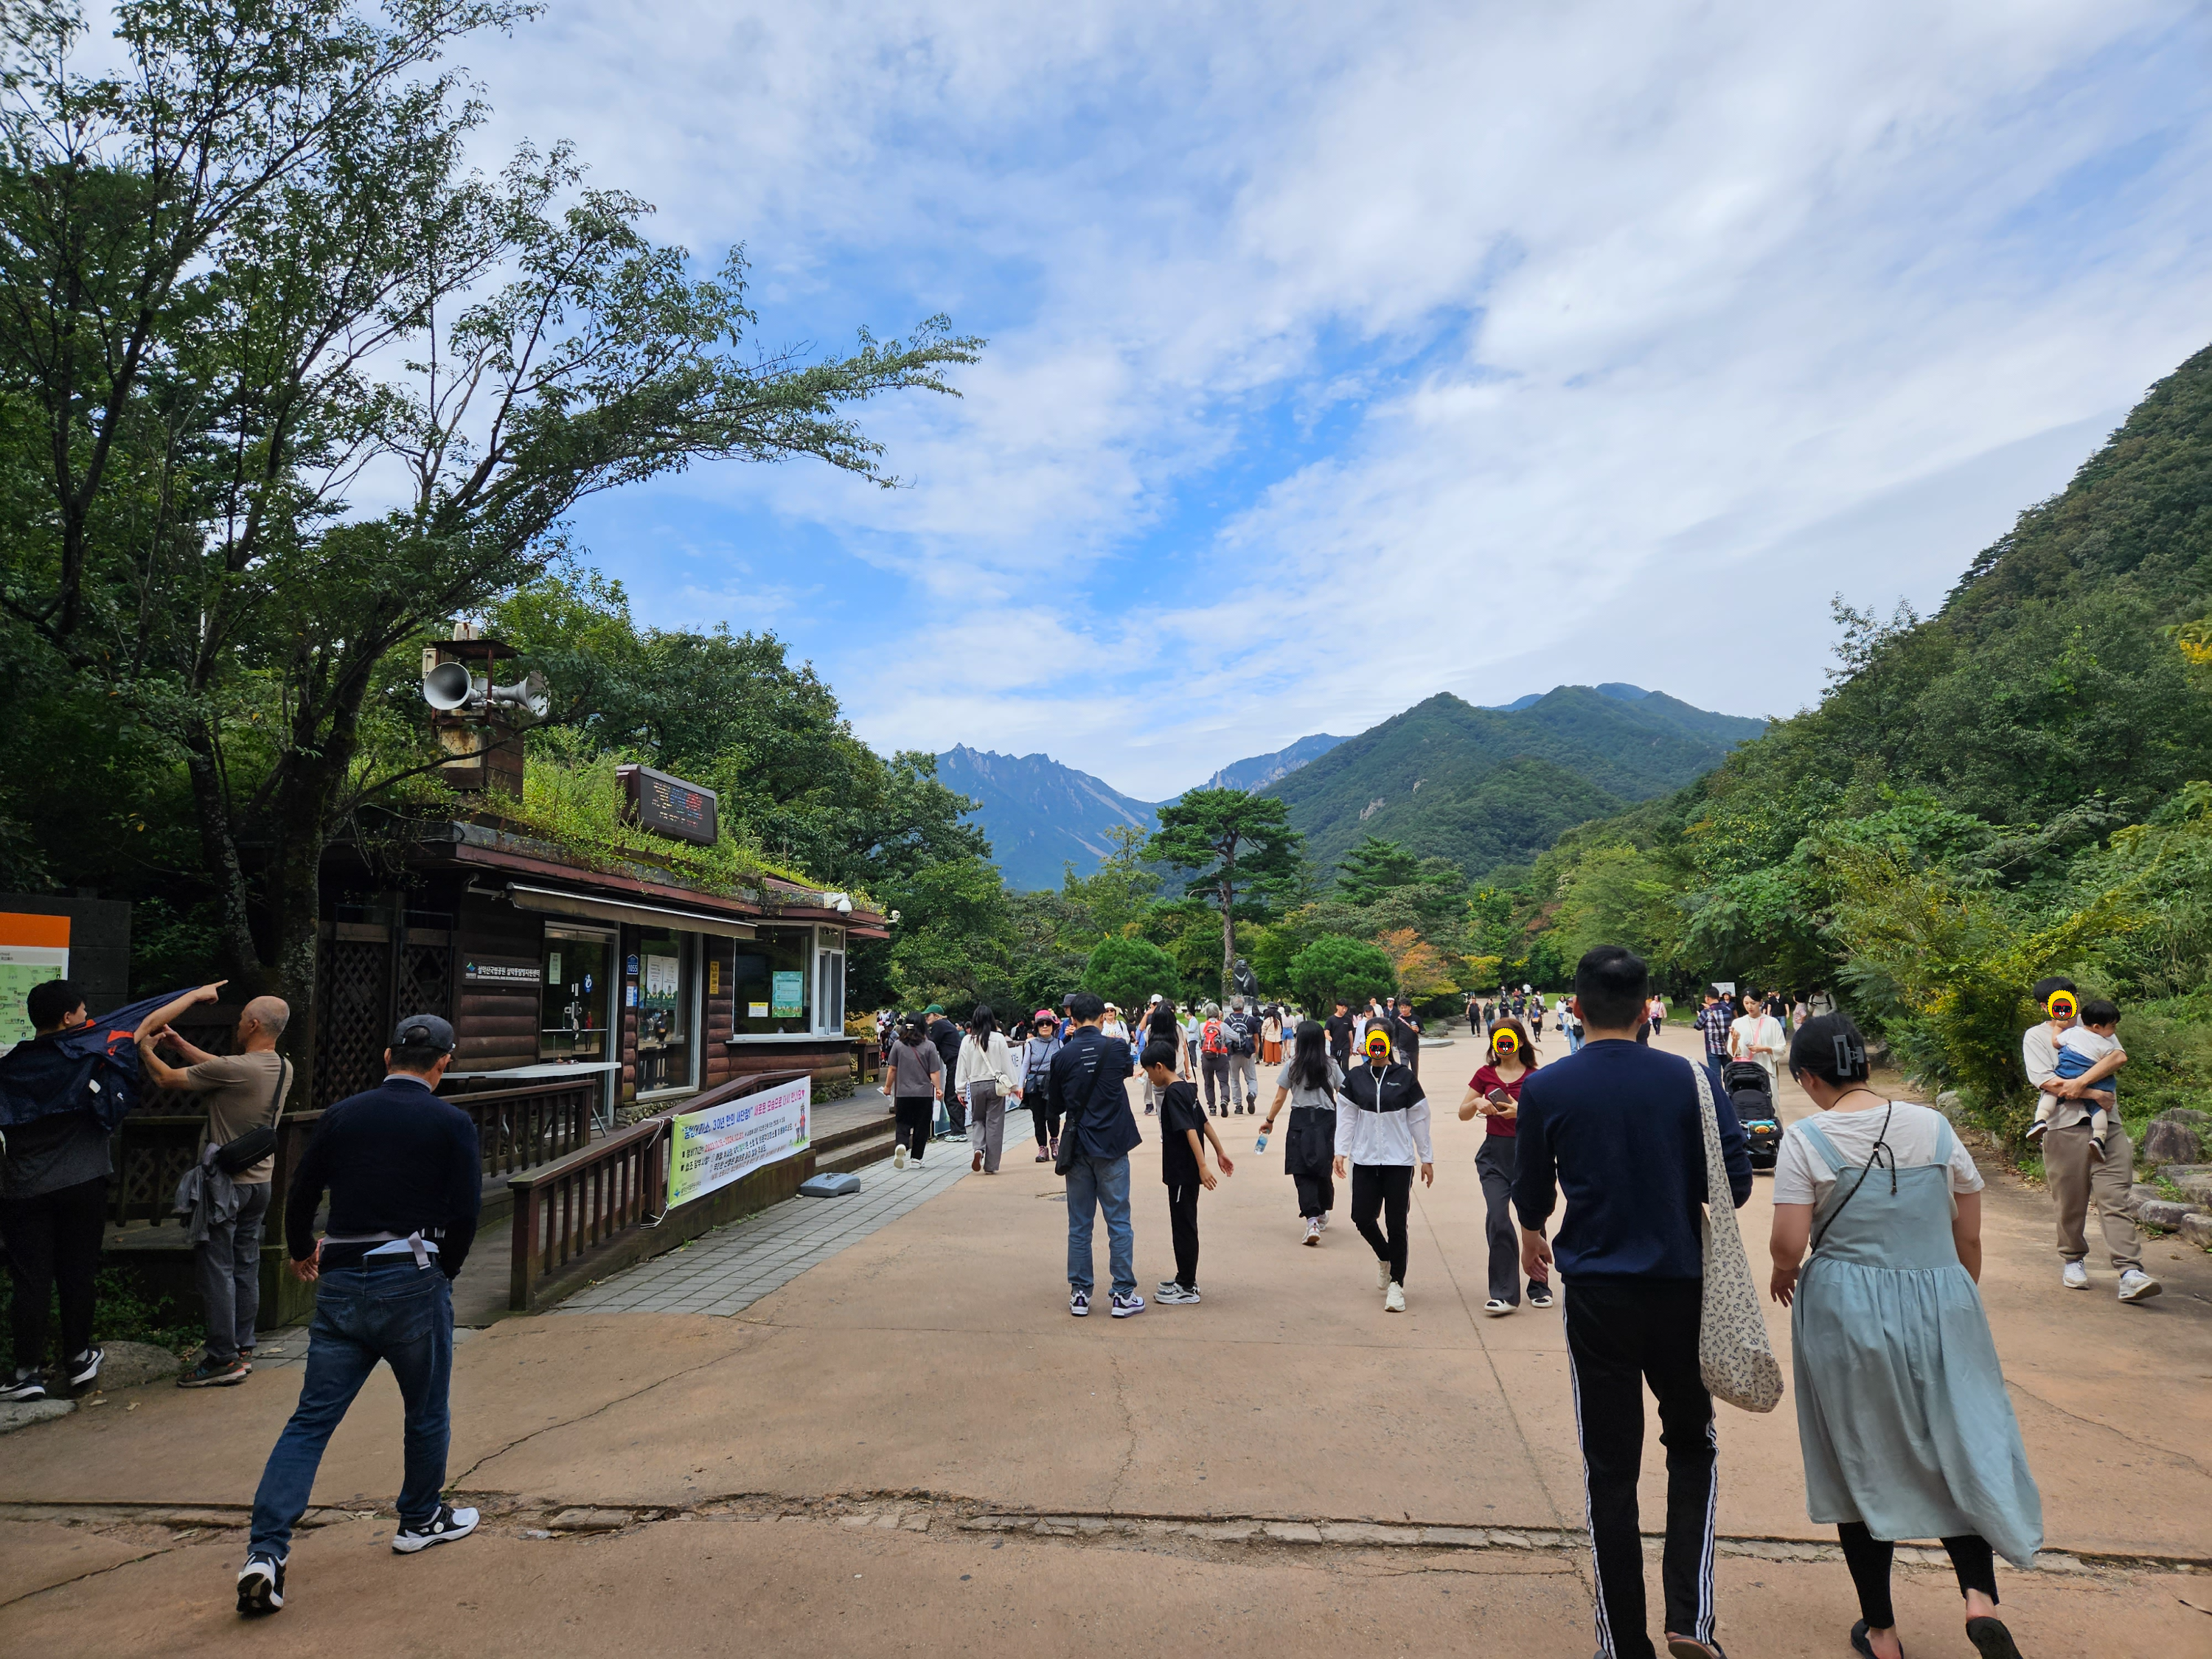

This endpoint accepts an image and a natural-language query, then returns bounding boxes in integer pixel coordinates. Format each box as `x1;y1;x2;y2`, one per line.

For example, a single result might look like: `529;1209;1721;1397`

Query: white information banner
665;1074;811;1207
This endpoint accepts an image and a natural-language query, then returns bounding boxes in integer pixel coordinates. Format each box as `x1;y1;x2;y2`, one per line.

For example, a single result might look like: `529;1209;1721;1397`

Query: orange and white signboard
0;913;69;1047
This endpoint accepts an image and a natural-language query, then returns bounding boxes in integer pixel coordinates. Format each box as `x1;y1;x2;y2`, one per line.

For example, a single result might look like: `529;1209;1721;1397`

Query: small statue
1231;955;1260;1002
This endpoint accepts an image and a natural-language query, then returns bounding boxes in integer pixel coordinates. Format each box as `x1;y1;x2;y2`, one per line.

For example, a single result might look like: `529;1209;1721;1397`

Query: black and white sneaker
1110;1290;1145;1318
1;1368;47;1402
1069;1288;1091;1317
64;1347;102;1388
237;1554;285;1615
391;1503;479;1554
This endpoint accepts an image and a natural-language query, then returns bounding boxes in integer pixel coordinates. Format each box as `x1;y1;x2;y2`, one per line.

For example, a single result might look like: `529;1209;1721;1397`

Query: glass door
540;926;619;1127
815;928;845;1034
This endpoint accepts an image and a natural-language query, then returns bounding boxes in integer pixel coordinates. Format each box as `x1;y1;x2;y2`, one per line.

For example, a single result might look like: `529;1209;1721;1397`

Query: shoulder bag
1692;1063;1784;1413
214;1057;290;1177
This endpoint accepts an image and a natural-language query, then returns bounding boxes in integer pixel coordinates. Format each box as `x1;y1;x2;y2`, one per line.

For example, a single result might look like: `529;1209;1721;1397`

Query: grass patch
0;1265;201;1368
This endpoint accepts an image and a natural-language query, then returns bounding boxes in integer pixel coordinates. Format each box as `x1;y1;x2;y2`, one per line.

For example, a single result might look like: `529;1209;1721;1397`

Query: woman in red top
1456;1018;1550;1315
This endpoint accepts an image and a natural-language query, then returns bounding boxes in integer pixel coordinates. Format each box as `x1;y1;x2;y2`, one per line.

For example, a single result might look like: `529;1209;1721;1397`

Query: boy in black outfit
1143;1040;1232;1304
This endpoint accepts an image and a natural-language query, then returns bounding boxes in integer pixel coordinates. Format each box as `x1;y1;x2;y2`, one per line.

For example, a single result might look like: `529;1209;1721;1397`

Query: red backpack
1200;1018;1228;1056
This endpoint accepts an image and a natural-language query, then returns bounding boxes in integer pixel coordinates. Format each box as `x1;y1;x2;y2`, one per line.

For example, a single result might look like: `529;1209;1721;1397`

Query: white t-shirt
1772;1100;1985;1208
2058;1026;2118;1082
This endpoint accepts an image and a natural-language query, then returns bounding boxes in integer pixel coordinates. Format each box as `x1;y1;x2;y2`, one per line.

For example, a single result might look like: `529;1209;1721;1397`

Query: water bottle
1254;1127;1270;1152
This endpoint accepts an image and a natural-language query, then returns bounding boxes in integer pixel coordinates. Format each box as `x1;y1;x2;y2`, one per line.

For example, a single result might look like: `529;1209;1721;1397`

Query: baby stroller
1722;1059;1781;1170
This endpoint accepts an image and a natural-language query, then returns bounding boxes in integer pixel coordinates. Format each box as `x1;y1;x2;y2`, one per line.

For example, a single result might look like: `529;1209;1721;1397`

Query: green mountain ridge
1264;685;1767;875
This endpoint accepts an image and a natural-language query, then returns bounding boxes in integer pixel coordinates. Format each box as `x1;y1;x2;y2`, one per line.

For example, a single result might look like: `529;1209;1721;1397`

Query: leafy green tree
1335;836;1423;903
1060;824;1161;937
0;1;981;1088
1288;934;1395;1012
1081;936;1179;1012
1144;788;1302;998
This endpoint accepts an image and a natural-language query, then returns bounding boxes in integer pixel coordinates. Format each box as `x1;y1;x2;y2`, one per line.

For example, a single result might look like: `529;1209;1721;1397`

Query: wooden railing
441;1077;594;1180
109;1110;326;1230
507;1070;809;1312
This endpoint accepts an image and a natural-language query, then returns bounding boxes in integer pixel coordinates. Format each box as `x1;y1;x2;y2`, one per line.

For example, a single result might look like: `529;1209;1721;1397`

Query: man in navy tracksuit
236;1015;482;1616
1514;947;1752;1659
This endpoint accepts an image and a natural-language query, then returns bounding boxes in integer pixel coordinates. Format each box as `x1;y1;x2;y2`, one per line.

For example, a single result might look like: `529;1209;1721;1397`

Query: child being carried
2029;996;2124;1158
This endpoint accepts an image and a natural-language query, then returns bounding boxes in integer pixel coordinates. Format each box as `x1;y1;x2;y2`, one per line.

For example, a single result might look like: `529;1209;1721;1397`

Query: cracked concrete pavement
1;1023;2207;1655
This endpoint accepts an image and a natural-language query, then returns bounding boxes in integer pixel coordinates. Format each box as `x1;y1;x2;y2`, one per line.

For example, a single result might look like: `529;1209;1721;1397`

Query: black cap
390;1013;456;1053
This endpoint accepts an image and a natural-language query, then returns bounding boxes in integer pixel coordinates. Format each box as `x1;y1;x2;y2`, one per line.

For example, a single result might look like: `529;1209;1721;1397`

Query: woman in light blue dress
1769;1015;2040;1659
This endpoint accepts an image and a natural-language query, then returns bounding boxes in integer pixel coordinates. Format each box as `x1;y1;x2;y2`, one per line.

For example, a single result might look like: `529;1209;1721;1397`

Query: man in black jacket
235;1015;482;1617
925;1004;967;1141
0;979;114;1402
1048;992;1141;1318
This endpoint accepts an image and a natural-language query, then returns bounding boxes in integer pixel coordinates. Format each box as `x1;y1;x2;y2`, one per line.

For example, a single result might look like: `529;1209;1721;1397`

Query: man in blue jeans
1048;990;1142;1318
236;1014;482;1616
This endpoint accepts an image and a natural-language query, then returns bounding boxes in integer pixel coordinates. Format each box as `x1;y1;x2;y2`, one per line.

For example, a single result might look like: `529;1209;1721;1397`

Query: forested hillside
1501;341;2212;1141
1265;686;1765;874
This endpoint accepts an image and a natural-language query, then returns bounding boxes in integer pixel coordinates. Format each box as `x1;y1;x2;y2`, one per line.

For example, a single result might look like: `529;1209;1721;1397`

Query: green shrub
1081;936;1181;1012
1288;934;1396;1012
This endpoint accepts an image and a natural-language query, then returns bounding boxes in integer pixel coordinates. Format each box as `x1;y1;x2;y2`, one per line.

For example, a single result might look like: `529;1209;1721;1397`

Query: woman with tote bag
1769;1014;2040;1659
953;1005;1021;1174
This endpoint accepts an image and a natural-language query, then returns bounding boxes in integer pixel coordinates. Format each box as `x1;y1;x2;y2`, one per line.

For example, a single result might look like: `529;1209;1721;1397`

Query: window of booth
729;925;813;1037
539;928;615;1064
634;927;698;1096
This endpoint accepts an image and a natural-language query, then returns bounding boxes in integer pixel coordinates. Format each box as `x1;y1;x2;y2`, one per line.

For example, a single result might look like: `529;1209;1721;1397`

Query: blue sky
445;1;2212;799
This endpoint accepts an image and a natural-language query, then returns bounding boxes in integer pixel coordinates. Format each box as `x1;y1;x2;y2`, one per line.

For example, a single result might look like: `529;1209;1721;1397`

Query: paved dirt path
3;1020;2207;1656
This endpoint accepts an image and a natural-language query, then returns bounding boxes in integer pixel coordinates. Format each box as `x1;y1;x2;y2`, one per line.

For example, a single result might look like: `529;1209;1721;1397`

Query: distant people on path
1050;992;1142;1318
1457;1017;1548;1316
2023;977;2156;1303
1514;946;1752;1659
1386;996;1423;1077
1138;999;1186;1117
236;1014;482;1617
1646;993;1666;1040
1180;1002;1202;1075
1727;994;1786;1091
1222;997;1261;1113
136;982;296;1388
1334;1027;1432;1314
888;1018;944;1170
1326;999;1355;1070
1262;1019;1343;1244
925;1005;967;1142
1790;995;1809;1034
1198;1002;1231;1115
1259;1005;1283;1066
954;1005;1021;1175
1768;1013;2041;1659
0;978;118;1403
1527;990;1545;1046
1023;1012;1063;1164
1695;986;1733;1093
1102;1004;1130;1046
1144;1038;1233;1304
1562;998;1586;1055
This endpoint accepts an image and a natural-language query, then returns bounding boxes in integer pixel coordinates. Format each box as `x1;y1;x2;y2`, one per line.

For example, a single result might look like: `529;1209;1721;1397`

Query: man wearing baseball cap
235;1012;483;1616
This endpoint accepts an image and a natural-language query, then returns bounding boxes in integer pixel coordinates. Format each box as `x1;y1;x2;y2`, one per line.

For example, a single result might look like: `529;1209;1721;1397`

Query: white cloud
450;0;2212;796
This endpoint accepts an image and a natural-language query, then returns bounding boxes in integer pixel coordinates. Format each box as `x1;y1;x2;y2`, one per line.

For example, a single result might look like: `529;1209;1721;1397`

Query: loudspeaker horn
422;660;477;712
486;669;550;723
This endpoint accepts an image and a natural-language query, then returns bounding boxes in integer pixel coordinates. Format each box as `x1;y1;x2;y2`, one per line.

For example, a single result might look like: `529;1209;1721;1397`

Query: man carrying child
2022;976;2157;1304
1143;1039;1233;1304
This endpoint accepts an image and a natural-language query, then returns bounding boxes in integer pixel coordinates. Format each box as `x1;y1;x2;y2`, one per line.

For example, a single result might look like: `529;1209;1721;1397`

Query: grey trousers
966;1082;1006;1172
2047;1121;2140;1270
1223;1052;1257;1106
198;1180;272;1360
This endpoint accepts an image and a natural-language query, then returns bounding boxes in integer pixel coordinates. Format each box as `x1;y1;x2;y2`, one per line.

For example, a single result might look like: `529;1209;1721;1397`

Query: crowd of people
0;940;2157;1655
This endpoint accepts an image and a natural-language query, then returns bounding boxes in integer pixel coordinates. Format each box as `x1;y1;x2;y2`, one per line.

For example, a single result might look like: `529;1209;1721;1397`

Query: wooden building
313;818;884;1124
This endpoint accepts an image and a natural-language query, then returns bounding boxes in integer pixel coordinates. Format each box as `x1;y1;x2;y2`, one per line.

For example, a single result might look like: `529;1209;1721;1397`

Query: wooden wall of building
452;892;541;1074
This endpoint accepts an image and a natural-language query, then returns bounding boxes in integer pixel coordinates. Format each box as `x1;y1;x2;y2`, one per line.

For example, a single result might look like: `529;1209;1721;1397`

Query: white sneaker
392;1503;478;1554
1385;1281;1405;1313
1316;1214;1329;1232
2118;1268;2163;1304
1158;1279;1181;1295
1483;1298;1514;1316
1377;1259;1391;1290
1302;1217;1321;1246
2062;1261;2089;1290
892;1144;907;1169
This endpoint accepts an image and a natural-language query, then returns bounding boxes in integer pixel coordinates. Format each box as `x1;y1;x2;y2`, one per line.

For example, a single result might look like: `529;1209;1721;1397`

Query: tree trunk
1219;865;1237;1000
179;727;268;986
265;799;330;1109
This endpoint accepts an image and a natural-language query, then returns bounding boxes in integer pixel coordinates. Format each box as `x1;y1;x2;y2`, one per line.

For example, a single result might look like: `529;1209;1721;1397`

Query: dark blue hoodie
1512;1038;1752;1282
